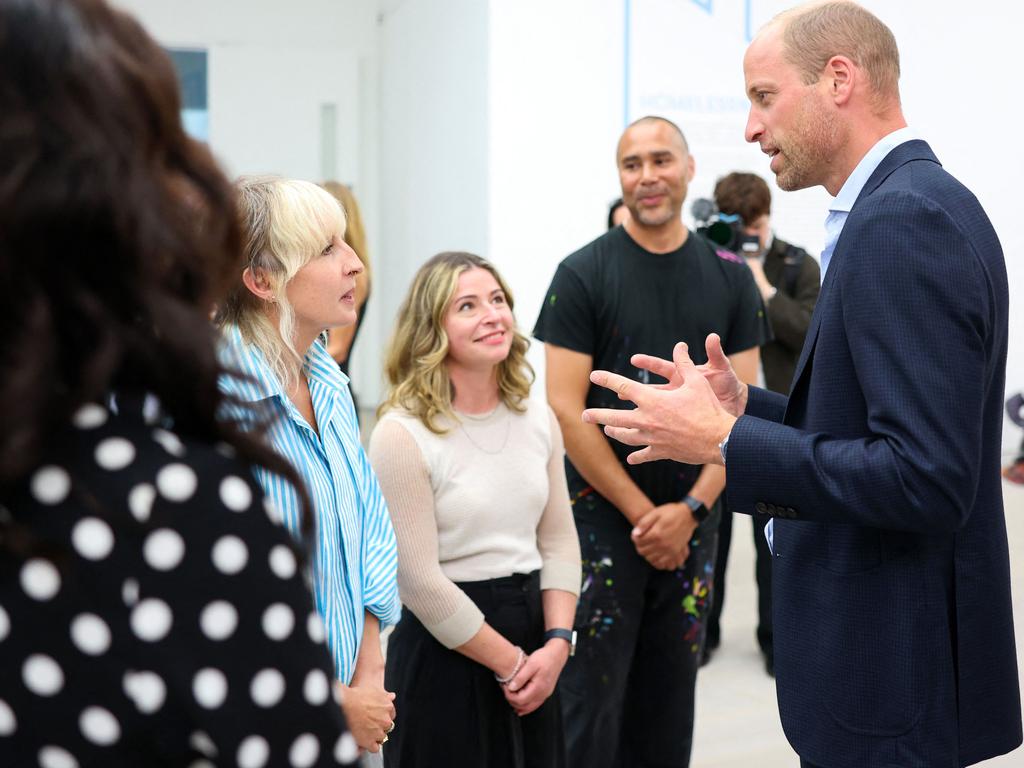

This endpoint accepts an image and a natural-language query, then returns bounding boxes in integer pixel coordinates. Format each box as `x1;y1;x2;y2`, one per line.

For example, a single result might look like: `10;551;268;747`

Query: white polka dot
71;517;114;561
141;394;161;425
128;483;156;523
38;746;78;768
94;437;135;471
303;669;329;706
219;475;252;512
0;604;8;642
268;546;297;580
307;612;325;644
211;535;248;575
264;497;282;525
262;603;294;641
250;668;285;708
215;441;237;458
334;732;359;763
289;733;319;767
23;654;63;696
0;698;16;735
79;706;120;745
72;404;107;430
131;598;173;642
143;528;185;572
31;466;71;506
70;613;111;656
20;558;60;601
121;578;140;607
156;463;198;503
237;735;270;768
200;601;238;641
190;730;218;757
124;671;166;714
193;668;228;709
152;429;185;457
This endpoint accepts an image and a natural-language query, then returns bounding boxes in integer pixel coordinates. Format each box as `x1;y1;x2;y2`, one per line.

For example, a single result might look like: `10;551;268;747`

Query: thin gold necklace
457;403;512;455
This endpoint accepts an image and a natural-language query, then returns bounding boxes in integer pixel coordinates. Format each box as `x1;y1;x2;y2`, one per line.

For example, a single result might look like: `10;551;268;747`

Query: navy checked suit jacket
726;141;1022;767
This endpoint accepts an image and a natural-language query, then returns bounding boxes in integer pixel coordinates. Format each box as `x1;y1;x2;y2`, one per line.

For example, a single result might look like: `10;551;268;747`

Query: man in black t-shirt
534;116;769;768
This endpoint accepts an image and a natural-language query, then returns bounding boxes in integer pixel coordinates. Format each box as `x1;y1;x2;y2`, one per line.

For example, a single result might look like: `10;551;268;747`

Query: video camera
691;198;761;256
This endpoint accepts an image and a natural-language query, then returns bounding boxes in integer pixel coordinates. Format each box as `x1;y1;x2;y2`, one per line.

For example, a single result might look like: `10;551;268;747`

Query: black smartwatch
682;495;711;524
544;628;577;657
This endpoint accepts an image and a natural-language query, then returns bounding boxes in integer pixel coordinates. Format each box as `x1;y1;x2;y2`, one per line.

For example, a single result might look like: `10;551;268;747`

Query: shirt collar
829;126;918;214
219;325;349;404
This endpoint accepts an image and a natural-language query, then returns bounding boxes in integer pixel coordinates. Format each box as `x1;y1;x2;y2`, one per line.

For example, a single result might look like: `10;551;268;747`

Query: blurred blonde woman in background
216;176;400;754
369;252;581;767
320;182;371;416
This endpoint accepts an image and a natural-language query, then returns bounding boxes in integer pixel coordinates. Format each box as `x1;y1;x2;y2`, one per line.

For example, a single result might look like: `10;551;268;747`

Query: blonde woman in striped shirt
216;176;400;754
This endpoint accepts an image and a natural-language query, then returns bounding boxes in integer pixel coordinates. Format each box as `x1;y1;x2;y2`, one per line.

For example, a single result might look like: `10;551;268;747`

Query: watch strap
682;495;711;523
544;628;576;656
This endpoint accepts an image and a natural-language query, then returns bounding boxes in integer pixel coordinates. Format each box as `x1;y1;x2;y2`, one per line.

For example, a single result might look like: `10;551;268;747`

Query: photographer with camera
699;171;820;676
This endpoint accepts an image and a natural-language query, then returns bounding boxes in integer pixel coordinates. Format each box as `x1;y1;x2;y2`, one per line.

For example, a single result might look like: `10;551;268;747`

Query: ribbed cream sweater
368;400;581;649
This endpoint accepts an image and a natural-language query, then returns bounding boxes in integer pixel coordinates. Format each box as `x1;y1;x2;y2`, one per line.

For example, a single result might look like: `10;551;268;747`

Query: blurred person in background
1004;392;1024;484
607;197;630;229
704;171;820;675
320;181;371;419
0;0;359;764
370;252;581;767
216;176;401;754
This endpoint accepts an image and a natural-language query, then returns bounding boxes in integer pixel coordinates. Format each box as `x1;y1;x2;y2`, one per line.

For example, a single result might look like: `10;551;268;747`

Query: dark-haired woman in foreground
0;0;357;764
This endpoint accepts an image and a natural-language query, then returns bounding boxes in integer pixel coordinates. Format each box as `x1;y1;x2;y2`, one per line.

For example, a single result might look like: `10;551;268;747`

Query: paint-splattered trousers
558;500;720;768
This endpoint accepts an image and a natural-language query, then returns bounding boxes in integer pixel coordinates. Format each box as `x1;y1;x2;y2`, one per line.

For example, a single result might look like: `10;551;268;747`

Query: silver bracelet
494;647;526;685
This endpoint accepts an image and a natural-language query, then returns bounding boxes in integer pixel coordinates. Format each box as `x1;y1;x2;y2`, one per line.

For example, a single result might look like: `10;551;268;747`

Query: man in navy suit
581;2;1022;766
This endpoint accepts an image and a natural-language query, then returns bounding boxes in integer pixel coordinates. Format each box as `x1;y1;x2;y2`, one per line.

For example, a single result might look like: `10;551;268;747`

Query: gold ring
386;723;395;734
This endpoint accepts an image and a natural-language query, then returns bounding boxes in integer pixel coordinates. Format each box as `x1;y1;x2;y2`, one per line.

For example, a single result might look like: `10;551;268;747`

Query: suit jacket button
755;502;768;514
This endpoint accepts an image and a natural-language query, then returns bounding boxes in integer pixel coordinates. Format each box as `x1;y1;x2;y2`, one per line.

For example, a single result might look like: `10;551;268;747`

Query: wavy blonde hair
216;176;346;391
379;252;534;433
320;181;370;287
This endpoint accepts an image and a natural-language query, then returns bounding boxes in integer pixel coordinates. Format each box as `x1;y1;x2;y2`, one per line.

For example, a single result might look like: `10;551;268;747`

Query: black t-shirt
534;225;770;511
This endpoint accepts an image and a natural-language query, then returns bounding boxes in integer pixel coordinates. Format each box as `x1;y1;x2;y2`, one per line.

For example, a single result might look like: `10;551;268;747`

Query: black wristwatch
544;628;577;657
682;495;711;524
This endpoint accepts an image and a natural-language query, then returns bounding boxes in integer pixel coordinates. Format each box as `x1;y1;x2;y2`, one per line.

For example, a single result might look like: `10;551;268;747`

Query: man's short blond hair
779;2;900;108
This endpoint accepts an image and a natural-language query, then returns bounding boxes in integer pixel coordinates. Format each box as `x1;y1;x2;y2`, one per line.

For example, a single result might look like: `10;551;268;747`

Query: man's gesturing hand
630;333;748;417
582;339;737;466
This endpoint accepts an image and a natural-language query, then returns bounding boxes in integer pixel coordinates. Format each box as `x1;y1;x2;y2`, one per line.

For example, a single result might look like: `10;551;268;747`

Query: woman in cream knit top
369;252;581;768
371;400;580;648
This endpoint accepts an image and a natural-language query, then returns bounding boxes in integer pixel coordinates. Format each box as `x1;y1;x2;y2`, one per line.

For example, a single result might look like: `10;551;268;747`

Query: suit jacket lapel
784;140;940;401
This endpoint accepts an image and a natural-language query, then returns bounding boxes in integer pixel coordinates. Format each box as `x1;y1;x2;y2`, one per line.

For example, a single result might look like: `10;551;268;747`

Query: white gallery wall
488;0;1024;454
120;0;1022;452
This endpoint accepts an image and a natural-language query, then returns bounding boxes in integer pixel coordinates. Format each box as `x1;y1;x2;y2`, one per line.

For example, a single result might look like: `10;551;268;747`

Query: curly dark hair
0;0;310;535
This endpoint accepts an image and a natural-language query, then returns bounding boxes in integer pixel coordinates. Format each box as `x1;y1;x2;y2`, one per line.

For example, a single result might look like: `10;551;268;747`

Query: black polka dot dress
0;398;360;767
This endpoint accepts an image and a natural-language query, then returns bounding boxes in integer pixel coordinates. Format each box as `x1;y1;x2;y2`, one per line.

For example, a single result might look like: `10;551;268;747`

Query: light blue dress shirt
766;127;918;551
219;325;401;683
819;126;919;283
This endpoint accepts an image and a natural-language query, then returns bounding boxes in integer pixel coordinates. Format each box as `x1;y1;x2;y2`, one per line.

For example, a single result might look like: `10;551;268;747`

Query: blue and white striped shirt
218;325;400;683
